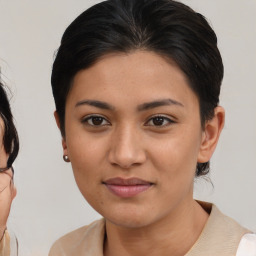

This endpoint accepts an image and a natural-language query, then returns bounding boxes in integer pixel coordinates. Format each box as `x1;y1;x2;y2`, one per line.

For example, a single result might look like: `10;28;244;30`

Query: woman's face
61;51;209;228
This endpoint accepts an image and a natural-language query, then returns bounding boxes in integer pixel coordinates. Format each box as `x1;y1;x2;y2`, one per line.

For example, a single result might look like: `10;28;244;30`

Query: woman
49;0;256;255
0;79;19;255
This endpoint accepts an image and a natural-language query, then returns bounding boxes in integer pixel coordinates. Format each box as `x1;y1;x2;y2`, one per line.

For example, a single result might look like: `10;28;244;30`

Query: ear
197;106;225;163
12;185;17;200
54;111;68;157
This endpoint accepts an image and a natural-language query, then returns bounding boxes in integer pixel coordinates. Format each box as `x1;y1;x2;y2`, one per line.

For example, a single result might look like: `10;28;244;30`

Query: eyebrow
75;98;183;111
137;98;184;111
75;100;114;110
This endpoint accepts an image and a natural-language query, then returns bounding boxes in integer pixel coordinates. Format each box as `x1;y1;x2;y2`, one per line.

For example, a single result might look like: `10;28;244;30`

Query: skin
0;118;16;241
55;50;225;256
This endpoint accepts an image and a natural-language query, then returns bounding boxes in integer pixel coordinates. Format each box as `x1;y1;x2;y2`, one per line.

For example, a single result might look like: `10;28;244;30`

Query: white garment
236;233;256;256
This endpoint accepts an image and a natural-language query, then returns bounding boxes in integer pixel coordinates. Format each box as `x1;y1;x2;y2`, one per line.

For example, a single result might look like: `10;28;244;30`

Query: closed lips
103;177;153;186
103;177;153;198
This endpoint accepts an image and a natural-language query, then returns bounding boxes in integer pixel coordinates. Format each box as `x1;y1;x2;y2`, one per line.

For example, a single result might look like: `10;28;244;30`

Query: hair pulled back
51;0;224;176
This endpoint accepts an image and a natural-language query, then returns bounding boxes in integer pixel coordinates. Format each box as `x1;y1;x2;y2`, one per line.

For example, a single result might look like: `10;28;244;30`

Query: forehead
67;51;198;108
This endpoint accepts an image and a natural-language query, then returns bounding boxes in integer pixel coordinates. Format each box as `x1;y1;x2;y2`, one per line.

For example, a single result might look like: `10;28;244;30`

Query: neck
104;200;209;256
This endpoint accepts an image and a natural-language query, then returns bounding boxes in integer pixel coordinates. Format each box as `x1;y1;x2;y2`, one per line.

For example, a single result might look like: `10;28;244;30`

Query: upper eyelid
144;115;176;126
81;114;111;125
82;114;109;120
80;114;175;124
146;114;175;121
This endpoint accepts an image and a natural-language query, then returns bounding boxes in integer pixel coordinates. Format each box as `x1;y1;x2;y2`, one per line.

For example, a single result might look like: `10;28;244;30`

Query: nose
108;125;146;169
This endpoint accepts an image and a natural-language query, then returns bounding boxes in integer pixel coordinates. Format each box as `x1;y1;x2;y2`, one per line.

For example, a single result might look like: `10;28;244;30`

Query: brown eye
145;115;174;127
82;115;110;126
91;116;104;125
152;116;165;126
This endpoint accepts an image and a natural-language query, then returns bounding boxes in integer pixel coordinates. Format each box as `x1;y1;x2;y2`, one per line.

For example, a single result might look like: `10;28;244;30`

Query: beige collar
186;201;250;256
49;202;250;256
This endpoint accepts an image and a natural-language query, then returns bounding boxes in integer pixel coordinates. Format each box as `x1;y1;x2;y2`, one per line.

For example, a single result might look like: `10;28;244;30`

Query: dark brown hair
51;0;223;176
0;77;19;169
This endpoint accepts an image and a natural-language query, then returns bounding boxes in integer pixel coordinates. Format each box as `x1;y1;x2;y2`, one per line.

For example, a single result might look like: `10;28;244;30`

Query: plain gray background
0;0;255;255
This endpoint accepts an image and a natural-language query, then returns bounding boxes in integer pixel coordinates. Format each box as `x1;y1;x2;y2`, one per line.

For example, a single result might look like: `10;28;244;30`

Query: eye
145;115;174;127
82;115;110;126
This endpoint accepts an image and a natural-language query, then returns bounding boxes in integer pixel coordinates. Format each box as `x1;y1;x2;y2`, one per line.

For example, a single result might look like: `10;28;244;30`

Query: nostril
108;148;146;169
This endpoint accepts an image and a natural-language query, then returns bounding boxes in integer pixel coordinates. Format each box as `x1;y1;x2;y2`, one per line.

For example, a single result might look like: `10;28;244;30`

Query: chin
84;192;159;229
108;216;152;229
102;206;157;229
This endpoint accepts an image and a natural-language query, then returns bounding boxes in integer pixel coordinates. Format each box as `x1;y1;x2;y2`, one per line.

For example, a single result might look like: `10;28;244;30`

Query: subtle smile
103;177;153;198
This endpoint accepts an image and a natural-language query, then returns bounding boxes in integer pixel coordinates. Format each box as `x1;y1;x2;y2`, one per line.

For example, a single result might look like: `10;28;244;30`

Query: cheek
67;129;105;168
69;146;103;209
66;132;107;192
148;127;202;184
150;135;200;169
150;140;197;209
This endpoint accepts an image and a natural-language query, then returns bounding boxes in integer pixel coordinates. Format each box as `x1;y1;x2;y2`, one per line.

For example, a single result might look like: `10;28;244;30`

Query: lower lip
105;184;152;198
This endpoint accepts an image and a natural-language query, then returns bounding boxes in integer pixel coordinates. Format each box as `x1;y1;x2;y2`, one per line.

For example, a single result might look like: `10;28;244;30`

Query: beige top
0;230;10;256
49;202;250;256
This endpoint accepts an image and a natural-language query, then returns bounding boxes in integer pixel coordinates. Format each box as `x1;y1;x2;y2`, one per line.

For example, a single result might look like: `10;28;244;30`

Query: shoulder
187;201;252;255
48;219;105;256
197;201;250;235
236;233;256;256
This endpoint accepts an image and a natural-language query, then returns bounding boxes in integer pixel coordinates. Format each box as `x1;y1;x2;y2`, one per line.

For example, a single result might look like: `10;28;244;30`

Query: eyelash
145;115;175;127
82;115;110;126
82;114;175;127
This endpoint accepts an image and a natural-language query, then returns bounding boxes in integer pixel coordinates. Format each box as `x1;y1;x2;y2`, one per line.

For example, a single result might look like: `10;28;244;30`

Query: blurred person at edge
49;0;256;255
0;77;19;256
